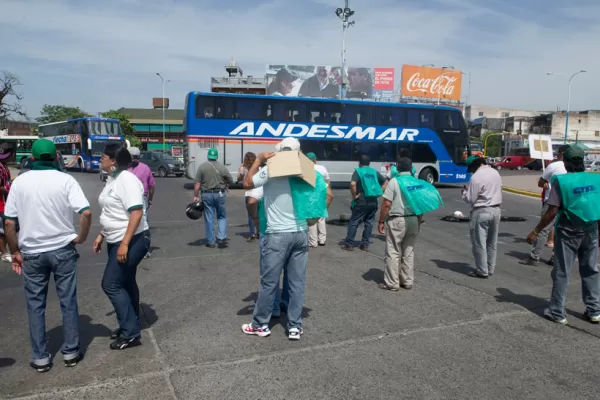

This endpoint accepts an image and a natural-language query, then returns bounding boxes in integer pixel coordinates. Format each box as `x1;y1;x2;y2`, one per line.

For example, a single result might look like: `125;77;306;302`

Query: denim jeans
253;231;308;330
202;192;227;245
344;203;378;247
547;225;600;320
259;236;289;317
245;196;256;236
22;243;80;366
469;206;501;276
102;231;150;340
530;203;555;261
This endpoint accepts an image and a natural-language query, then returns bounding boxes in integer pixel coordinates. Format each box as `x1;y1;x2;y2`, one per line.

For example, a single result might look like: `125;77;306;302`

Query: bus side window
407;108;434;128
197;96;215;118
353;142;396;162
376;107;405;126
264;103;274;120
412;143;437;164
343;105;374;125
235;98;263;120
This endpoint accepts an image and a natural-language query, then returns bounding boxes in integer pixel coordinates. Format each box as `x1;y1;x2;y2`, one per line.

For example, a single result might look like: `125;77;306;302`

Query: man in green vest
343;154;387;251
527;146;600;325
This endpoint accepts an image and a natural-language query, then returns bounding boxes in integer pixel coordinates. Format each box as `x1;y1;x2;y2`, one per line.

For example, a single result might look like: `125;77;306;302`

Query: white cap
275;142;282;152
279;137;301;151
128;147;141;157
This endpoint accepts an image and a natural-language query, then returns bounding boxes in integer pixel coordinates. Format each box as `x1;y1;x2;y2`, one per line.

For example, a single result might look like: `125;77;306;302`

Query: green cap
207;147;218;160
32;139;57;161
563;145;584;162
465;155;480;166
306;152;317;161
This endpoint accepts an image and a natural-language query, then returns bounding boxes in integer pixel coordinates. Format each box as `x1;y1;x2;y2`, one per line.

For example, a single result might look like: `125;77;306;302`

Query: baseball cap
563;146;584;162
128;147;141;157
465;155;480;166
207;147;218;160
306;152;317;161
32;139;57;161
279;137;301;151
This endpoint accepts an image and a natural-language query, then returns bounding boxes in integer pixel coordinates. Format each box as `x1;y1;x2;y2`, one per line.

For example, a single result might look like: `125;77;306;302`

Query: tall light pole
547;70;586;143
335;1;355;99
156;73;171;152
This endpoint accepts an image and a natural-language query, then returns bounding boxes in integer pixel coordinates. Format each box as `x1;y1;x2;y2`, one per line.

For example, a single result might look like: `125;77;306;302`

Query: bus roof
38;117;119;127
189;92;461;112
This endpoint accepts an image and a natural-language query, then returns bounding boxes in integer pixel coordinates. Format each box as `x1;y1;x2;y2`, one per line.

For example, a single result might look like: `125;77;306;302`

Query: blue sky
2;0;599;118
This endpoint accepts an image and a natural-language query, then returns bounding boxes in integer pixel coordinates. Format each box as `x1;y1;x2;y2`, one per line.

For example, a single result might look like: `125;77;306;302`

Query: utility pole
335;1;355;99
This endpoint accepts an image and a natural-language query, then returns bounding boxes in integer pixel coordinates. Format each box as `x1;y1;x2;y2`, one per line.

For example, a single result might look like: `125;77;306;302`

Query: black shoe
110;336;141;350
206;243;217;248
359;245;368;251
30;362;52;373
467;271;489;279
318;242;326;246
64;353;84;367
546;255;554;266
341;245;354;251
246;235;257;242
519;257;539;266
110;328;122;339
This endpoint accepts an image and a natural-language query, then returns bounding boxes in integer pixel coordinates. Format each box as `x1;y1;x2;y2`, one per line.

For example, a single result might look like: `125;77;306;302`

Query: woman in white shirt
93;144;150;350
238;152;258;241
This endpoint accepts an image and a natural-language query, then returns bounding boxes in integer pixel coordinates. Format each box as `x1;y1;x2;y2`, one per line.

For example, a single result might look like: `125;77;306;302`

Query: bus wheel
419;167;437;184
78;160;84;172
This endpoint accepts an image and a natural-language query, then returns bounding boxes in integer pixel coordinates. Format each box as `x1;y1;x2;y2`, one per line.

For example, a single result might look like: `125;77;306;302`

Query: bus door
223;139;243;177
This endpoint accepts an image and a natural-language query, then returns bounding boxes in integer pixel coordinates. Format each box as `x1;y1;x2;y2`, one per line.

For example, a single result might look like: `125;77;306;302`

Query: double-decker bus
38;118;128;171
183;92;472;184
0;135;38;166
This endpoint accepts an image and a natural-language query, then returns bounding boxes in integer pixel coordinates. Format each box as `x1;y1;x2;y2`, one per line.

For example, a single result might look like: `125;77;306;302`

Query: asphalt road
1;172;599;400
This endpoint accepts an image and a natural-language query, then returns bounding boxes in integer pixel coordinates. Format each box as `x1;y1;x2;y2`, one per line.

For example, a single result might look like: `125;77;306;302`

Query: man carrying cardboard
241;137;330;340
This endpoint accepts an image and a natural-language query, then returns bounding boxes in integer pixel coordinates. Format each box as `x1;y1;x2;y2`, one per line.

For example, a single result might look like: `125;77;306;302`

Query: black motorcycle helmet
185;201;204;220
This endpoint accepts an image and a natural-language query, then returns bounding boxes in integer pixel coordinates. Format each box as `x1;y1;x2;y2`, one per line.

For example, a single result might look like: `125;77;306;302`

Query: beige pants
308;217;327;247
384;216;419;288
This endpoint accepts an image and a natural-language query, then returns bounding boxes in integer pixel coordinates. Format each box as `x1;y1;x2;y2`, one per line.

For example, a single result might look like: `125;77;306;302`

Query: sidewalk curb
502;186;541;198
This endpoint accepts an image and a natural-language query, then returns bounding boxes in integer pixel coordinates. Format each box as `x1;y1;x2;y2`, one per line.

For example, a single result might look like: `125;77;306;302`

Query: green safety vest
395;174;444;216
554;172;600;224
390;165;417;178
257;173;328;235
355;167;384;197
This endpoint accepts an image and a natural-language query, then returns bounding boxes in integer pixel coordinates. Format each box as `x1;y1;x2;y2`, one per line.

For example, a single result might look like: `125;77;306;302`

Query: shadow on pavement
46;315;111;355
362;268;384;285
0;358;16;368
237;291;313;321
505;250;530;260
140;302;159;328
431;259;472;276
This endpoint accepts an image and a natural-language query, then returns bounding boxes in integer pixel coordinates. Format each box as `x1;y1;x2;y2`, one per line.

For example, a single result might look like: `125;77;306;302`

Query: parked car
494;156;529;170
585;160;600;172
524;159;552;171
140;151;185;177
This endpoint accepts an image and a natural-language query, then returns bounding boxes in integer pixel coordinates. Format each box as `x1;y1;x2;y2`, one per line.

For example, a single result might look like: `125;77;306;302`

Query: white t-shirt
252;167;307;233
314;164;330;182
541;161;567;203
99;170;149;243
4;170;90;254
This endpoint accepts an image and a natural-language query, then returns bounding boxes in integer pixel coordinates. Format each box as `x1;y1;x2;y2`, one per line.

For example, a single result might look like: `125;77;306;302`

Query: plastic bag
289;173;329;220
396;175;444;215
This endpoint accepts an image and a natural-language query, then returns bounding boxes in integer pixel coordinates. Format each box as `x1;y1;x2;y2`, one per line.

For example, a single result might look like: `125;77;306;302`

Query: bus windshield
184;93;471;184
90;140;124;157
88;120;122;136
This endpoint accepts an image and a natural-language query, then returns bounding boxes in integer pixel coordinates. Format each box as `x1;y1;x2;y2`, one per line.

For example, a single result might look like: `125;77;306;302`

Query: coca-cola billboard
401;65;462;102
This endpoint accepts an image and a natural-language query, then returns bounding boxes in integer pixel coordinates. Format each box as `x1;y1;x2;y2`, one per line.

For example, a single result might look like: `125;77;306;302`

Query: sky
2;0;599;119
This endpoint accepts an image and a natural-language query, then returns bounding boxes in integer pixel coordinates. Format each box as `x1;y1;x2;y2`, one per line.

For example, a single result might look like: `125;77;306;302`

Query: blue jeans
202;192;227;245
548;225;600;320
102;231;150;340
259;236;289;317
253;232;308;330
344;203;378;247
245;196;256;236
22;243;80;366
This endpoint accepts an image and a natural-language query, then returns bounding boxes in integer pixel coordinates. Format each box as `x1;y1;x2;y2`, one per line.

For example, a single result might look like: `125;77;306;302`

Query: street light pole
156;72;170;152
546;70;586;143
335;1;355;99
437;65;454;106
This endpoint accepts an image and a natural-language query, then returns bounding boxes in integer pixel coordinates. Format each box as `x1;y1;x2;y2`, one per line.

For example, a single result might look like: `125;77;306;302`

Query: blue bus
183;92;471;184
38;118;129;172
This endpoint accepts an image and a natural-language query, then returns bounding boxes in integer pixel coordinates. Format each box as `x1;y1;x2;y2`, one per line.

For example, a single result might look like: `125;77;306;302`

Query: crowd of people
4;136;600;374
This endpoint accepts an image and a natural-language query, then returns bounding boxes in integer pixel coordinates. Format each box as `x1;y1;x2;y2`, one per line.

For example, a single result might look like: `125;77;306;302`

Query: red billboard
373;68;395;91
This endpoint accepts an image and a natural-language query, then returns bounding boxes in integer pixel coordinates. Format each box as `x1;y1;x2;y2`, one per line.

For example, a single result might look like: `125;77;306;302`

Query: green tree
100;109;141;148
37;105;90;124
484;133;502;158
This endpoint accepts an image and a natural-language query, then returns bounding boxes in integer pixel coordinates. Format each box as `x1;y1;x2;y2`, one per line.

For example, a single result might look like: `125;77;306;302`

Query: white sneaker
1;253;12;263
288;327;303;340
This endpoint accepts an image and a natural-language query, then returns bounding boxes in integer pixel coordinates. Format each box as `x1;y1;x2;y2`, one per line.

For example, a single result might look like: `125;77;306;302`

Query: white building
465;105;542;122
550;110;600;143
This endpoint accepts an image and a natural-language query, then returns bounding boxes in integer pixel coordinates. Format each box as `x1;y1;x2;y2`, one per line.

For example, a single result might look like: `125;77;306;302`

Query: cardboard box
267;151;316;187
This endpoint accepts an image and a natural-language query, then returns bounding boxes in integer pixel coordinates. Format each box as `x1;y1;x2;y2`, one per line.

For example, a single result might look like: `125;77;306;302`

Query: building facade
465;105;541;123
119;105;184;151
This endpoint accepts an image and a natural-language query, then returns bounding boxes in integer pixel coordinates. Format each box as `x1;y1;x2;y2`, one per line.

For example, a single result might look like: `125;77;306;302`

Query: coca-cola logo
405;73;458;96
